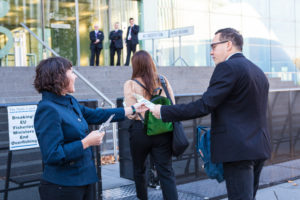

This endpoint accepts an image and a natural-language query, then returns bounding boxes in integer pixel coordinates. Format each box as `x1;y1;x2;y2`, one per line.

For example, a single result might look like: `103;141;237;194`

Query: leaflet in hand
134;93;155;109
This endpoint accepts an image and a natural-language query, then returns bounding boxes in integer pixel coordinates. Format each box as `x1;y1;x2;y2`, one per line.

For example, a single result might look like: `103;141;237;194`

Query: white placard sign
138;30;169;40
169;26;194;37
50;23;71;29
7;105;39;150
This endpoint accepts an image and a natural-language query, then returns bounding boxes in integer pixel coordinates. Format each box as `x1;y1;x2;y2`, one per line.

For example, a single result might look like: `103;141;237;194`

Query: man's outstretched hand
133;102;149;113
150;105;162;119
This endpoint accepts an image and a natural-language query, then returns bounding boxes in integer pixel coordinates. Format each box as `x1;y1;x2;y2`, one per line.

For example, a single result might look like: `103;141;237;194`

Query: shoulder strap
132;79;146;122
159;75;174;105
133;79;152;96
133;79;162;96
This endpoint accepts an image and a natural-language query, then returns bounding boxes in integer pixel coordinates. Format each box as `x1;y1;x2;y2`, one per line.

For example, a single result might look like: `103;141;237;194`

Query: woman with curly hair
34;57;145;200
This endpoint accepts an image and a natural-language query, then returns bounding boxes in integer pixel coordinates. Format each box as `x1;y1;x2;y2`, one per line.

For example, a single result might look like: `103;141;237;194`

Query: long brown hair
131;50;159;98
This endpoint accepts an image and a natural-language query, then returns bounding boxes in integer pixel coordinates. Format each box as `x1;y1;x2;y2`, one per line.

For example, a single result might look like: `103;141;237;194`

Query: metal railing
20;23;119;160
4;53;37;66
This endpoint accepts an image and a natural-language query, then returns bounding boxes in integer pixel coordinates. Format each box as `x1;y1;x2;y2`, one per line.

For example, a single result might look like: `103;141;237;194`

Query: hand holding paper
134;93;155;109
133;102;149;113
150;105;162;119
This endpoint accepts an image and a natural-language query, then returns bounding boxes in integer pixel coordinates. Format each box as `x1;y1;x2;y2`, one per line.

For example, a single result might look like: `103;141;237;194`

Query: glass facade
0;0;299;76
0;0;140;66
143;0;299;75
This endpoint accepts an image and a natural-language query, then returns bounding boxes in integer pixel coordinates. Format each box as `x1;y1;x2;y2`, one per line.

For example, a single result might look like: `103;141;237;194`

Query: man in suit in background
125;18;139;66
150;28;271;200
109;22;123;66
89;24;104;66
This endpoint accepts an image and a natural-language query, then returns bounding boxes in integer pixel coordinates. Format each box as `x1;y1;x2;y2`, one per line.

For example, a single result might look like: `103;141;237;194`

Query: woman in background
34;57;145;200
123;50;178;200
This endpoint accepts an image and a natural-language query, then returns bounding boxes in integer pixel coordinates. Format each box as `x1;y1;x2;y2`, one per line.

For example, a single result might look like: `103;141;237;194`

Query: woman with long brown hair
123;50;178;200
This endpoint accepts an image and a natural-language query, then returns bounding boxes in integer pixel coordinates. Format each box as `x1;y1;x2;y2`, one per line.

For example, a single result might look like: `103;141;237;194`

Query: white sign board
7;105;39;150
50;23;71;29
169;26;194;37
138;30;169;40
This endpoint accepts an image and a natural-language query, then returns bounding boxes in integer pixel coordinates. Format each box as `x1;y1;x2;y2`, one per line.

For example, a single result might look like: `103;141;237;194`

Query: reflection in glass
210;0;242;15
243;44;270;72
242;0;269;18
296;23;300;47
0;0;42;66
242;17;270;45
270;21;295;47
210;14;242;35
44;0;77;64
271;46;296;73
270;0;294;20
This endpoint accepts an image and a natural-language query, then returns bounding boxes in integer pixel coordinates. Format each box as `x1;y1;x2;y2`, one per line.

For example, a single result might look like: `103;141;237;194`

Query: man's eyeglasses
210;40;229;50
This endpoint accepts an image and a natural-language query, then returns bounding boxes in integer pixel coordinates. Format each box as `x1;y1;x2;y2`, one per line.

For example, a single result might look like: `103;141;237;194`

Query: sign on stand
138;30;169;40
7;105;39;150
169;26;194;37
138;26;194;66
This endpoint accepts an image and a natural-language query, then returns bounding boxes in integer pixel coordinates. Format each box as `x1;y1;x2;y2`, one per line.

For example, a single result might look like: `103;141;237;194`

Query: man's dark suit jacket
109;30;123;49
161;53;271;163
89;30;104;49
125;25;139;45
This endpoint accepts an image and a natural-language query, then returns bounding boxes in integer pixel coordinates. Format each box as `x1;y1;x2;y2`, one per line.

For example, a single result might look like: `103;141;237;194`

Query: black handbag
159;75;189;157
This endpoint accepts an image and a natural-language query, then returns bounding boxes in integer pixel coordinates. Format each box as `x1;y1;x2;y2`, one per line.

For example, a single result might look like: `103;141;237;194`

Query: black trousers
223;159;266;200
110;47;122;66
39;179;95;200
90;47;102;66
125;40;137;66
129;120;178;200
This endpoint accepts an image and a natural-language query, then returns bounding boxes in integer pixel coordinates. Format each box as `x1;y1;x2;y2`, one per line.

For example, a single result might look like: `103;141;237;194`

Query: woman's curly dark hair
34;57;72;95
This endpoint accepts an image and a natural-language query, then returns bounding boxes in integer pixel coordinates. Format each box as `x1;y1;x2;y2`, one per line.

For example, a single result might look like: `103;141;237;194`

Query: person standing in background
109;22;123;66
125;18;139;66
89;24;104;66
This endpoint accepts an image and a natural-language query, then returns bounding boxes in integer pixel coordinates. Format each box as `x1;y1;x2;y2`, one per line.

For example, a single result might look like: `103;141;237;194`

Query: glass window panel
155;3;211;66
270;0;294;21
242;17;270;45
210;14;242;37
77;0;140;66
210;0;242;16
241;0;269;18
271;46;296;73
296;23;300;47
155;38;174;66
270;21;295;47
296;1;300;22
44;0;77;64
0;0;42;66
243;45;270;72
296;48;300;71
174;0;209;12
295;48;300;84
173;12;210;66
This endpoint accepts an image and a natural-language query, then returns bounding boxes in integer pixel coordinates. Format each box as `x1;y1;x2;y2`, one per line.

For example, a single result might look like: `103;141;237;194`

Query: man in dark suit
109;22;123;66
150;28;271;200
89;24;104;66
125;18;139;66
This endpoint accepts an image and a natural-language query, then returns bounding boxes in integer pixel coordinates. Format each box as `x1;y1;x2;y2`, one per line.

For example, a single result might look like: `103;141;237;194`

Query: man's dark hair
215;28;243;51
34;57;72;95
129;18;134;21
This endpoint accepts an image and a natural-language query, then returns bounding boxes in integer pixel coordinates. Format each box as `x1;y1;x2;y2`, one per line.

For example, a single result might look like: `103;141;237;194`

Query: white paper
133;93;155;109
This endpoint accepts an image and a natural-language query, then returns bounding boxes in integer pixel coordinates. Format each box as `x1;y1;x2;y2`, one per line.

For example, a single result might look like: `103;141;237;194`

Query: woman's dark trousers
129;120;178;200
